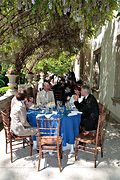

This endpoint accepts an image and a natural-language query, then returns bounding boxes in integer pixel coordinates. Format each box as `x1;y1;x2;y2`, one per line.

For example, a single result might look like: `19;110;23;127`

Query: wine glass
60;106;64;114
57;100;62;107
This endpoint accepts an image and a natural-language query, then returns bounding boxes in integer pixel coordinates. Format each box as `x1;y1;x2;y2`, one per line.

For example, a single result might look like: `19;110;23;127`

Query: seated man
73;85;99;131
36;81;55;107
10;91;37;136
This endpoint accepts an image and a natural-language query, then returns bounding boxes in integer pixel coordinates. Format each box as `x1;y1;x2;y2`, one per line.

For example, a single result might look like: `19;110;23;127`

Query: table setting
27;104;82;153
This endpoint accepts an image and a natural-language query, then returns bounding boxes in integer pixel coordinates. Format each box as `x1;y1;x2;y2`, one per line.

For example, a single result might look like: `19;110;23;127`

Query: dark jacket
74;94;99;131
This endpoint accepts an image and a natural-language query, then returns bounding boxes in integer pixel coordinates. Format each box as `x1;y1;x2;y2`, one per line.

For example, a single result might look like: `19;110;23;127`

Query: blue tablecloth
27;109;81;146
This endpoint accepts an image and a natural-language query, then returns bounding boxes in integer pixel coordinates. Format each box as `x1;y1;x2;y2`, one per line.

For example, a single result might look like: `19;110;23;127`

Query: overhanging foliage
0;0;118;73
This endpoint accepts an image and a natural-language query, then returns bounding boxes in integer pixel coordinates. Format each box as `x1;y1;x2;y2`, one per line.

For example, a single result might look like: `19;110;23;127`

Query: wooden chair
98;102;111;120
54;90;63;105
75;112;106;168
98;102;105;114
36;117;62;172
1;111;33;162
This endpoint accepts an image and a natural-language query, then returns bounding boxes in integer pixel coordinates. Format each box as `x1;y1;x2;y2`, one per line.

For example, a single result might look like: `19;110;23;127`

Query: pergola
0;0;118;74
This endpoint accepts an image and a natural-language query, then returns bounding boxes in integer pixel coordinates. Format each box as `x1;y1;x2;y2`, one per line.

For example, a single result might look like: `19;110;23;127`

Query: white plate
29;107;39;110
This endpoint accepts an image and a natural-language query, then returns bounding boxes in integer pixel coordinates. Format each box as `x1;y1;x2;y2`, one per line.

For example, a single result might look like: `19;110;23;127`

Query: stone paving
0;119;120;180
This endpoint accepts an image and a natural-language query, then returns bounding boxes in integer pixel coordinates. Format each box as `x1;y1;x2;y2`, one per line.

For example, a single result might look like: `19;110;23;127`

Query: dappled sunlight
99;20;116;106
0;119;120;180
0;103;120;180
92;19;117;106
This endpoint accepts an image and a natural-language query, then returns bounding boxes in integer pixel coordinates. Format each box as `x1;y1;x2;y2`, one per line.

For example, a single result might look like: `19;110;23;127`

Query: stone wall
0;95;13;123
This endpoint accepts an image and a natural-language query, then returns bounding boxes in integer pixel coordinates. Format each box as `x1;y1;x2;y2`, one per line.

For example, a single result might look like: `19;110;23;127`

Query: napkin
78;96;84;103
67;111;82;117
36;113;53;119
45;114;53;118
52;111;58;115
36;114;45;118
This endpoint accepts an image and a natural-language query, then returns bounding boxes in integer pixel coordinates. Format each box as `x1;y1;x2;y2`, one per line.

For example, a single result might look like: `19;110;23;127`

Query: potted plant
6;69;17;75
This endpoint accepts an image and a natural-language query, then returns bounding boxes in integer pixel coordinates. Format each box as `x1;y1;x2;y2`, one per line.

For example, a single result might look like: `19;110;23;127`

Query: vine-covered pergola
0;0;118;74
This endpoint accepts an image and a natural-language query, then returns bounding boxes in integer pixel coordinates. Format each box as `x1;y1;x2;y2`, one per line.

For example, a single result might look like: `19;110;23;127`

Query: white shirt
85;95;89;99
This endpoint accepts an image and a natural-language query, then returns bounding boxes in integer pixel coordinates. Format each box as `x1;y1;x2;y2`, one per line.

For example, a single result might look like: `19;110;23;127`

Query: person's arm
74;96;96;116
73;95;83;111
36;91;43;106
69;95;74;105
49;91;55;105
74;95;90;114
74;100;85;112
19;106;31;127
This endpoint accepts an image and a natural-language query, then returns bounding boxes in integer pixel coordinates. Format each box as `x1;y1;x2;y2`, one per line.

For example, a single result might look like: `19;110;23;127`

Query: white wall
91;16;120;121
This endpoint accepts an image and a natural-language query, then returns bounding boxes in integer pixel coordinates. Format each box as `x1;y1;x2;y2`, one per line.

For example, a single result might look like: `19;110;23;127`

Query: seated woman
10;91;37;136
11;89;27;109
25;96;34;109
66;85;84;108
36;81;55;107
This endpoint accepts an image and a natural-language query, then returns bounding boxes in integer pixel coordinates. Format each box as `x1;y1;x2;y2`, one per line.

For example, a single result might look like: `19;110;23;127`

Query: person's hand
67;96;70;101
73;95;78;102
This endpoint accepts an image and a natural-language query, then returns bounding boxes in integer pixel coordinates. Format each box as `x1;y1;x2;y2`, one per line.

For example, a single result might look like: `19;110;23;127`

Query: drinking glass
60;106;64;114
57;100;62;107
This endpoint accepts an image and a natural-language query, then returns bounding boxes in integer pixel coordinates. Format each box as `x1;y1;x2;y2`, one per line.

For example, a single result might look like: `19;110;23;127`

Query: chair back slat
36;117;60;137
96;112;106;146
36;117;62;172
1;110;33;162
54;90;63;101
75;108;106;168
1;111;10;132
54;89;63;106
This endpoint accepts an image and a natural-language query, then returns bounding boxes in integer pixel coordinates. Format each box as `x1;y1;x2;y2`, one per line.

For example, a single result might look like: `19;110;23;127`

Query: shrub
0;79;5;88
0;87;9;96
0;73;8;87
19;73;26;84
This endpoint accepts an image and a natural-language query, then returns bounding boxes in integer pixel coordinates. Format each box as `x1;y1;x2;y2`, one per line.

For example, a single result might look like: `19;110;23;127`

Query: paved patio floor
0;118;120;180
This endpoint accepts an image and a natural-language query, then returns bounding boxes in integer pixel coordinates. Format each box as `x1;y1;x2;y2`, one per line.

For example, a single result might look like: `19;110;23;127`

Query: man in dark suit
73;85;99;131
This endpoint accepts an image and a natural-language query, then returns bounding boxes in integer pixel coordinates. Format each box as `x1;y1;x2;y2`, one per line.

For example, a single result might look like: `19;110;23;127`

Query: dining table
27;106;82;153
